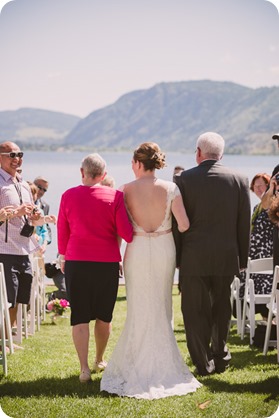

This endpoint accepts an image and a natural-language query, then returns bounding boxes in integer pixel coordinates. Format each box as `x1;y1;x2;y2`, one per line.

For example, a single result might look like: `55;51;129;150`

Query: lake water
19;151;279;263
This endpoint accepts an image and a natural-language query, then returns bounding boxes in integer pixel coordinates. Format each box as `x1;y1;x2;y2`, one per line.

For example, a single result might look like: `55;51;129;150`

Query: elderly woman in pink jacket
57;153;133;383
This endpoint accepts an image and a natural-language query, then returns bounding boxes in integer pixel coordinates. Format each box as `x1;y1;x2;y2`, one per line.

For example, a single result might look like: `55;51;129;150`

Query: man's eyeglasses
0;152;24;158
36;185;48;193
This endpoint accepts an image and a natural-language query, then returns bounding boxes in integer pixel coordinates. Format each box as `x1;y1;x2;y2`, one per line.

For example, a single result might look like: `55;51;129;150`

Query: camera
20;221;34;237
275;173;279;184
32;207;40;214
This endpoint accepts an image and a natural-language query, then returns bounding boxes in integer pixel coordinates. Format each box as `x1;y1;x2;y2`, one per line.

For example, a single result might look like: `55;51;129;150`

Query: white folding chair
230;276;242;334
263;265;279;361
0;262;14;375
241;257;274;345
28;256;46;335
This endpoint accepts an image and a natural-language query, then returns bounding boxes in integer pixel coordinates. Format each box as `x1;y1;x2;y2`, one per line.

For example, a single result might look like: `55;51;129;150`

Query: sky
0;0;278;118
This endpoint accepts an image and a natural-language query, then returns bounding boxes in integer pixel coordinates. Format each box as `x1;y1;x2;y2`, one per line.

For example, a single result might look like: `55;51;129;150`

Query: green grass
0;286;278;418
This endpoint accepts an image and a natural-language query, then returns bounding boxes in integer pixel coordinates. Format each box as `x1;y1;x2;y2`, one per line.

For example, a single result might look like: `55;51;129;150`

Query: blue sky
0;0;278;117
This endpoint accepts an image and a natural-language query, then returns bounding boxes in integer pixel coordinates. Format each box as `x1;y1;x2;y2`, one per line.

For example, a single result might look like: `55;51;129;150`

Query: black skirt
65;260;119;326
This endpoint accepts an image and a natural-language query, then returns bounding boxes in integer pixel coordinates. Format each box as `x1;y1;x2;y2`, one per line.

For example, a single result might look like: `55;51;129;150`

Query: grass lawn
0;286;278;418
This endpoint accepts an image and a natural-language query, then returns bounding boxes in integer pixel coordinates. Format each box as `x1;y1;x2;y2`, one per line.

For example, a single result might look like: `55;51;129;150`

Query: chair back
247;257;274;275
241;257;274;342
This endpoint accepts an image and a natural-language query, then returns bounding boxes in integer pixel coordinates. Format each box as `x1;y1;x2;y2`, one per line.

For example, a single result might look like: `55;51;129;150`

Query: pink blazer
57;185;133;262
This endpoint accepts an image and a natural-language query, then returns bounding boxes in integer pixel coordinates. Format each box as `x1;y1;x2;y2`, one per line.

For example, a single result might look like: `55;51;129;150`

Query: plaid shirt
0;168;39;255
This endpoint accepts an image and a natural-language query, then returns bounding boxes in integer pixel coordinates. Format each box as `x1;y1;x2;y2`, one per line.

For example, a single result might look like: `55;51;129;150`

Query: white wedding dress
101;182;201;400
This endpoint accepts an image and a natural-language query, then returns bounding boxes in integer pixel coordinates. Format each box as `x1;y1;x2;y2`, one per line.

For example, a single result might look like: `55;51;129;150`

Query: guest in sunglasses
34;176;52;245
0;141;41;346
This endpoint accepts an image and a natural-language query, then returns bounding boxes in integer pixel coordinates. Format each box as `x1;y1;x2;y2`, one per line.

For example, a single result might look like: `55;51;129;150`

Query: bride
101;142;201;399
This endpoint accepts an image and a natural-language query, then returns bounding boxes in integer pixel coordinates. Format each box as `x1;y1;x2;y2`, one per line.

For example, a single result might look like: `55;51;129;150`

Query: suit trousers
180;274;234;374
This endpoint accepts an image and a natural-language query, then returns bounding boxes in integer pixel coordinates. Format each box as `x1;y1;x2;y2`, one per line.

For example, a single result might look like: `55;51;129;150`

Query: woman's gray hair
81;153;106;179
196;132;224;160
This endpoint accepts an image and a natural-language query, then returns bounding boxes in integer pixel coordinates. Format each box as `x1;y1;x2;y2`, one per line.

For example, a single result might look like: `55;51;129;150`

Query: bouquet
47;298;70;316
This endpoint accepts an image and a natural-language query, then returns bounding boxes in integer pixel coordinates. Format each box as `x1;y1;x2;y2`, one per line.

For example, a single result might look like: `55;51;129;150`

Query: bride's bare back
123;178;189;233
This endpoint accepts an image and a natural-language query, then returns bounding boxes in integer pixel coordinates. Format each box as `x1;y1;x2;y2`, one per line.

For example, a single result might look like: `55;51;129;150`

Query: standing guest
101;142;201;399
28;182;50;256
172;165;185;181
238;173;273;319
34;176;51;245
0;142;41;337
261;133;279;267
57;153;133;383
174;132;250;376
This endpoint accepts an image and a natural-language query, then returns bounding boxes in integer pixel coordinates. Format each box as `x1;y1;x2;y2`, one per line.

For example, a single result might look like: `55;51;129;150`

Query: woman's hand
119;262;123;277
58;255;65;274
45;215;57;224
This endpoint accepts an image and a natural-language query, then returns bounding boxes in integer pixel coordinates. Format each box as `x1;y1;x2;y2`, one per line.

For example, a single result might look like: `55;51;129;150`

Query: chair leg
249;303;255;345
28;283;36;336
0;309;8;376
241;296;247;340
263;295;276;355
236;298;242;335
23;305;28;339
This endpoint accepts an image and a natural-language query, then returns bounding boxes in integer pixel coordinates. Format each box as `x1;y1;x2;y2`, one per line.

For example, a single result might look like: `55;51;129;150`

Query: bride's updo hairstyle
133;142;166;171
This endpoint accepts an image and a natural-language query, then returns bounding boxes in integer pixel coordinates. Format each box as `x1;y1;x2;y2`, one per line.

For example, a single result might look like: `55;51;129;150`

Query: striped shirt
0;168;39;255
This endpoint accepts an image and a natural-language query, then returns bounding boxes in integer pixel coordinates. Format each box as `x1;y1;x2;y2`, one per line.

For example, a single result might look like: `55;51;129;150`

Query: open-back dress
101;181;201;399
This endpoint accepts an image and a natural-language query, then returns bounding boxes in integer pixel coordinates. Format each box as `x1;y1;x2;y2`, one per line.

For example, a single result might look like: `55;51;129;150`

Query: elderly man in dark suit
173;132;251;376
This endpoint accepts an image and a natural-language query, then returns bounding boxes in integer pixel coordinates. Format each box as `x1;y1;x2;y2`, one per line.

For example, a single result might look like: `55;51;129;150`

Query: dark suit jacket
173;160;251;276
38;199;49;216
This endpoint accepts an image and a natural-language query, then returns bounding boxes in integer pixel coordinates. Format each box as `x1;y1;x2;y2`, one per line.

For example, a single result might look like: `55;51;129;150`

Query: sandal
79;369;92;383
92;360;107;373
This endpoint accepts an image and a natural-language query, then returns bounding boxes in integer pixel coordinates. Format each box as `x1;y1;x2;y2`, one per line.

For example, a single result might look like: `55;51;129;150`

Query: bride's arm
171;194;190;233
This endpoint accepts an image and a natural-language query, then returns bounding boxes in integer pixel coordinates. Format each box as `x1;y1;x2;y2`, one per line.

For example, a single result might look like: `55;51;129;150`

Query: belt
133;228;172;237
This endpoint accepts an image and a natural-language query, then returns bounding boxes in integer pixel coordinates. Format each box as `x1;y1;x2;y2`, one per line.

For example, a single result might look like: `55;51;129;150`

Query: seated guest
45;256;68;300
238;173;273;320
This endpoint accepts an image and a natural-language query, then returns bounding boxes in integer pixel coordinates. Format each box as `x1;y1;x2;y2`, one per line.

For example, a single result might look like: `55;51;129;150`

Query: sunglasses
0;152;24;158
37;185;48;193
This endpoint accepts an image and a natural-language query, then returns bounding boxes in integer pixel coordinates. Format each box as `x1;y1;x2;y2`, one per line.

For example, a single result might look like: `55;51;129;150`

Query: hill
0;108;80;149
64;80;279;154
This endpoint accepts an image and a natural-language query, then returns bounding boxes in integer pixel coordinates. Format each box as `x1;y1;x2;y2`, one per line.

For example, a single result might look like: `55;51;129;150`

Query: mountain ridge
1;80;278;154
64;80;279;154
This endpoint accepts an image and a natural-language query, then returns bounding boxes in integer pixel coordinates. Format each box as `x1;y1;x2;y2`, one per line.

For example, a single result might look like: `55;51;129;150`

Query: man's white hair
196;132;224;160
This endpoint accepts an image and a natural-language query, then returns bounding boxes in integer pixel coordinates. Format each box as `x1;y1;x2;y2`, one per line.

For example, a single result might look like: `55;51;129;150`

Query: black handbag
20;221;34;237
